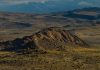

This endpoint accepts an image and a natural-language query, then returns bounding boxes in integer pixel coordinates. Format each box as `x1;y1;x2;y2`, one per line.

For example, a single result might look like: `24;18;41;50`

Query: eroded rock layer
0;27;88;51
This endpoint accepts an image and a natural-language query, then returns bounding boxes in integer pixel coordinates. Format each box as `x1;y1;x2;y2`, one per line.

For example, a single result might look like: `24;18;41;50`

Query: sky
0;0;100;13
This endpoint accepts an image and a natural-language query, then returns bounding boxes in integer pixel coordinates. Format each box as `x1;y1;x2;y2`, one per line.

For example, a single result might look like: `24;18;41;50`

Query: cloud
0;0;48;5
78;1;94;6
0;0;100;7
0;0;75;5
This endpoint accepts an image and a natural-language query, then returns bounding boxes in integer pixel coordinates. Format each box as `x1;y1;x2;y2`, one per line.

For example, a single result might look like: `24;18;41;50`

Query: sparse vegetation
0;47;100;70
0;8;100;70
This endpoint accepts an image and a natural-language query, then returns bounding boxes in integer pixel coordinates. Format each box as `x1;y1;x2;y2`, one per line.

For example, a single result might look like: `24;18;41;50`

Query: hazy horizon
0;0;100;13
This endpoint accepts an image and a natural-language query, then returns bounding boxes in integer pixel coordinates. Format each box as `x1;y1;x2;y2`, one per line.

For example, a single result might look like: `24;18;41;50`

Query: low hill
0;27;88;52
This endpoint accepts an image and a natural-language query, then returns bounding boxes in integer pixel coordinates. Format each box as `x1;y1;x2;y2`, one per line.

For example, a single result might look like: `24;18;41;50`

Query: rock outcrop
0;27;88;52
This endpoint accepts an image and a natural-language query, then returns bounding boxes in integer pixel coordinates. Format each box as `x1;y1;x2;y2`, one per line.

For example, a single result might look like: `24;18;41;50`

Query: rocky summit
0;27;88;52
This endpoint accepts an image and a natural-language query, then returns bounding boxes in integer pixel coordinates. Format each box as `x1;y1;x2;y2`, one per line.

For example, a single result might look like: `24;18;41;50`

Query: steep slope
0;27;88;52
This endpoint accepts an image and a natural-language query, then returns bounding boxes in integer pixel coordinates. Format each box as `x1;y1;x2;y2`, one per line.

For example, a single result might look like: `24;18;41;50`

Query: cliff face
0;27;88;51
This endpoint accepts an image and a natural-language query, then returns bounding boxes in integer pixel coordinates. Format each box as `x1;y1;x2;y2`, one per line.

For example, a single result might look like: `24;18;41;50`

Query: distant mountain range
0;7;100;29
0;0;100;14
49;7;100;20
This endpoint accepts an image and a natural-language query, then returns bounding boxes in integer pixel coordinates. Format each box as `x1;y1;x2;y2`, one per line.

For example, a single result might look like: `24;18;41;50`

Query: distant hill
0;7;100;30
50;7;100;20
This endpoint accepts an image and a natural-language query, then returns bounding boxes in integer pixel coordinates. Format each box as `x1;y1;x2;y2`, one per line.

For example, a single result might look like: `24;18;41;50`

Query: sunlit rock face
0;27;88;51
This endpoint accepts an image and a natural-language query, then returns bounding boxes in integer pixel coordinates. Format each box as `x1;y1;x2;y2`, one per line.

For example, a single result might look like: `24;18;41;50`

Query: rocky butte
0;27;88;52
